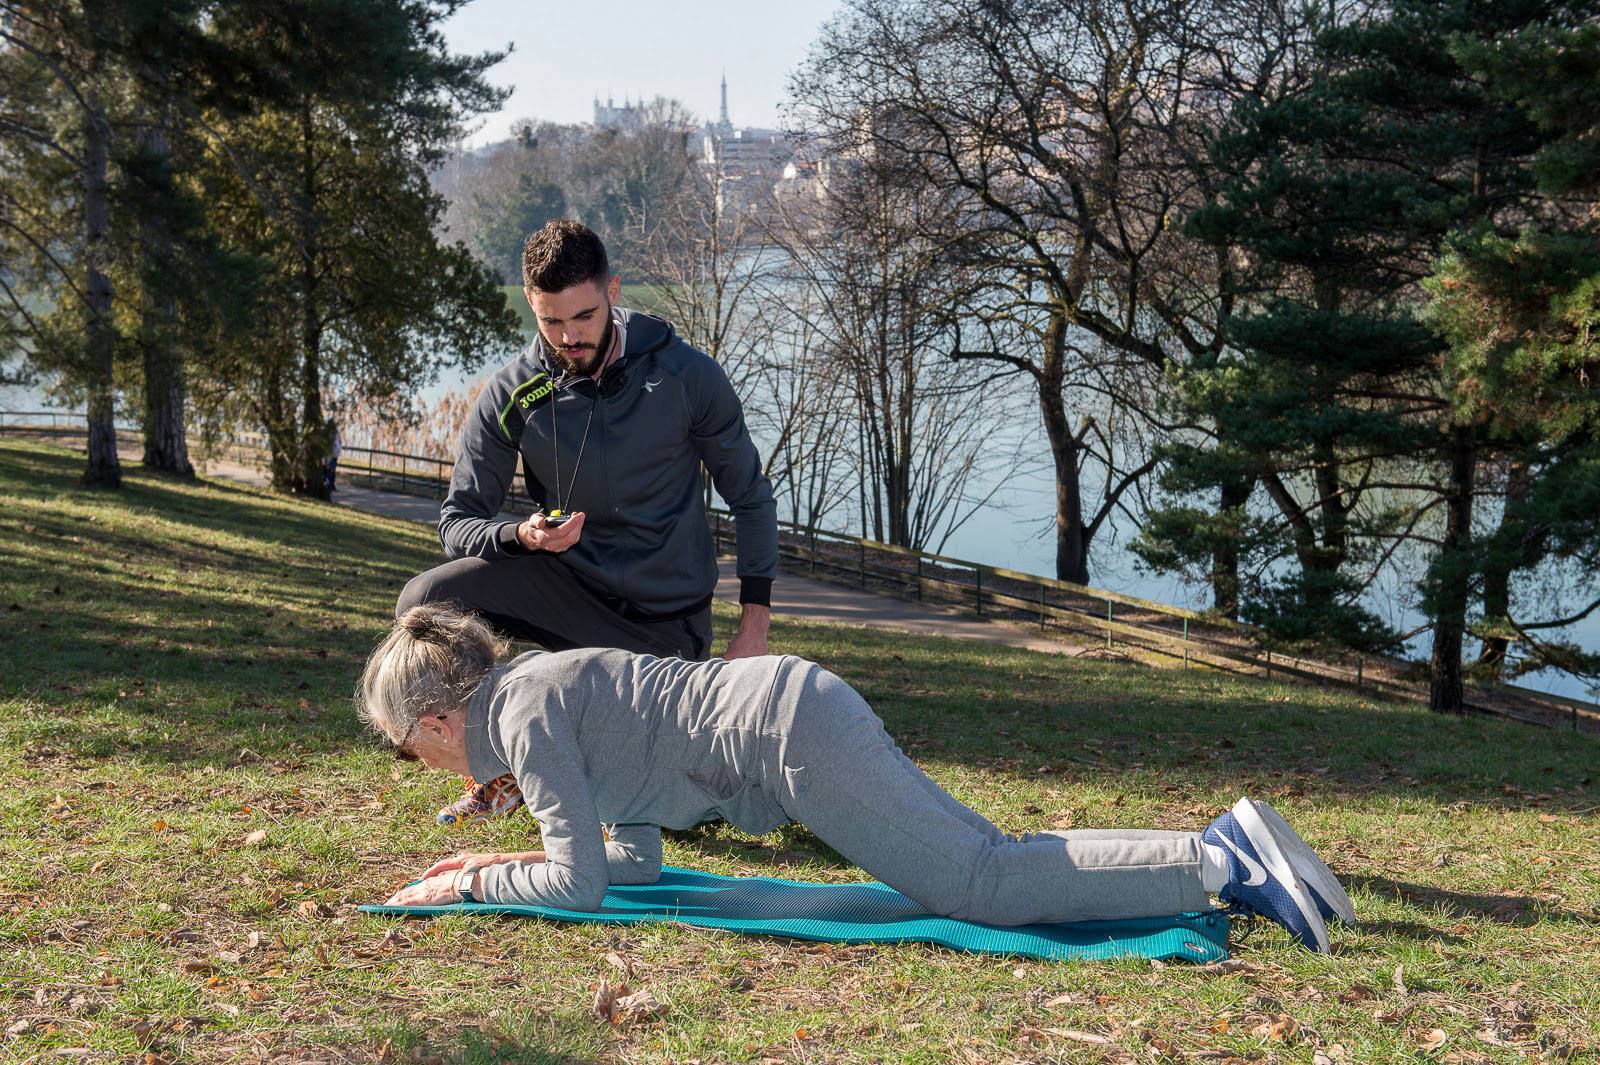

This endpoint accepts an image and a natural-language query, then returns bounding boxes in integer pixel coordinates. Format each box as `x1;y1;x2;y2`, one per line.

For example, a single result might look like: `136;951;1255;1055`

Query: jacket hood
617;308;677;357
527;307;678;380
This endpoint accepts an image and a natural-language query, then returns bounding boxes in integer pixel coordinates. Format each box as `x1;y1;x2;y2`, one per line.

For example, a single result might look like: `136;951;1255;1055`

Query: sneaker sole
1233;797;1331;953
1250;800;1356;925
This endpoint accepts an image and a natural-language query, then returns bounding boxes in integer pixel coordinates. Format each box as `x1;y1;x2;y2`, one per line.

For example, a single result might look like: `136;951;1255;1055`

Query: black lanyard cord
550;383;595;515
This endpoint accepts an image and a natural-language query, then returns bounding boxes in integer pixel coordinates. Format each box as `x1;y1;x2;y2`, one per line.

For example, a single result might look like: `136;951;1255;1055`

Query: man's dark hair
521;220;610;292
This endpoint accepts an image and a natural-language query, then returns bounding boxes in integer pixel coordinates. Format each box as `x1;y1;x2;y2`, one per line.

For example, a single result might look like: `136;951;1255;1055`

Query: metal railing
4;408;1593;732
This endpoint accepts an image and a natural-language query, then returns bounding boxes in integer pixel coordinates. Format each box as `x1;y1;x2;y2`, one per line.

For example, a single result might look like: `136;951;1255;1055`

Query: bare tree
765;143;1018;552
627;162;769;396
746;292;856;531
789;0;1321;586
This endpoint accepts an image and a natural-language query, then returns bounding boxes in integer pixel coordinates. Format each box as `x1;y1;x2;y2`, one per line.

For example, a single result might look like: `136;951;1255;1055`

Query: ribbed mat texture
361;865;1229;963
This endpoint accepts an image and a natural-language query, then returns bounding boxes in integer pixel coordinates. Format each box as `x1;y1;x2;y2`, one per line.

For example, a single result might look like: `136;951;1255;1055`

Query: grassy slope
0;437;1595;1064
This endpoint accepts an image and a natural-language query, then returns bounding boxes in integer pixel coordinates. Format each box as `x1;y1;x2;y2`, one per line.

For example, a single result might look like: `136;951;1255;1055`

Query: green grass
1;436;1596;1064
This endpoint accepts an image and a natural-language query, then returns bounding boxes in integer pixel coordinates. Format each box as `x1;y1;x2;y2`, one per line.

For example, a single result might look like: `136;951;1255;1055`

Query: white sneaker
1249;799;1356;925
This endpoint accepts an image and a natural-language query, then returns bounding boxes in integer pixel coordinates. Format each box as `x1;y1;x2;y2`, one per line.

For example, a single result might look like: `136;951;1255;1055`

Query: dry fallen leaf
616;988;665;1022
1251;1014;1299;1042
592;978;620;1025
1200;958;1257;975
1393;964;1409;996
242;830;268;847
1044;1029;1112;1045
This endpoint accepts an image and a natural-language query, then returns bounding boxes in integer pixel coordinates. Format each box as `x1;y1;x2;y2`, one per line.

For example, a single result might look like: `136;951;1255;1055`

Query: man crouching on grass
393;219;778;827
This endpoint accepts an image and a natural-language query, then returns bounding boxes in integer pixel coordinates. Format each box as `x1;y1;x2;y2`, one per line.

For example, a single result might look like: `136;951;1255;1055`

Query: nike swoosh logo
1216;833;1268;887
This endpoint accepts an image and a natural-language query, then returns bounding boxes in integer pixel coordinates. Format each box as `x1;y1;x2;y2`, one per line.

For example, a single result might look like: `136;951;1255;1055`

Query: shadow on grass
4;437;1599;817
1350;874;1598;928
364;1022;601;1065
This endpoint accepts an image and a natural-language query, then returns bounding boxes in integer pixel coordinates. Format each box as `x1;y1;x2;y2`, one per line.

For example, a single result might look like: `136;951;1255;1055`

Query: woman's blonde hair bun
356;603;507;745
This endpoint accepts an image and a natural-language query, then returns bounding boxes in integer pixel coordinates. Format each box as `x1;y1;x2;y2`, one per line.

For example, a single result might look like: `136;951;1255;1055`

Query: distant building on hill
594;94;647;132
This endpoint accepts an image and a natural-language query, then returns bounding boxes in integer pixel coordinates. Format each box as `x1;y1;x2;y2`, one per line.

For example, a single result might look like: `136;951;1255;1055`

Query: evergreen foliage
2;0;519;496
1140;0;1558;696
1424;11;1600;686
178;0;520;497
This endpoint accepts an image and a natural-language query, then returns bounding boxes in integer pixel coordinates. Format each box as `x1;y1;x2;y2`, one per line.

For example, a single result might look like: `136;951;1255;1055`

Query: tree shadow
4;437;1598;821
1349;874;1598;928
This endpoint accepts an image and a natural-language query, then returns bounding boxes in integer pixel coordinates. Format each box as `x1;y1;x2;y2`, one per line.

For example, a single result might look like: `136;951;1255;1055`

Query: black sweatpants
396;552;714;662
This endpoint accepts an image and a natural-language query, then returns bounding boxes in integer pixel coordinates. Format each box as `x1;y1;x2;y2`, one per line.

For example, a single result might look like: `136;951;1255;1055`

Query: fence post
400;453;408;492
1039;583;1046;630
1106;600;1112;649
858;540;866;589
1183;617;1189;668
1356;656;1364;686
810;527;817;573
916;554;923;601
1265;649;1272;679
974;568;983;616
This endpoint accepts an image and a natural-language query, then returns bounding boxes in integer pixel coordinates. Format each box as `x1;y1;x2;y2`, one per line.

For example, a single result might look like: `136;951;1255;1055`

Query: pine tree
188;0;520;497
1142;0;1551;698
1425;13;1600;686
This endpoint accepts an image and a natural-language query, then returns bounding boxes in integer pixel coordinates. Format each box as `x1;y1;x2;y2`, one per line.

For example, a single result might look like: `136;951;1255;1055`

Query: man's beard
549;314;614;377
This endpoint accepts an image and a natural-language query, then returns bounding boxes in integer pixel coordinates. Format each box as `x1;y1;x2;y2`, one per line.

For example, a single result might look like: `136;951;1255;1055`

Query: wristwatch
454;867;479;903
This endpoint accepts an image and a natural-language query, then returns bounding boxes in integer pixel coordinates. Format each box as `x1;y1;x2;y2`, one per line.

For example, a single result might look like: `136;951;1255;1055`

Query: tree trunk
81;91;121;489
137;114;193;476
1040;311;1089;584
1429;425;1477;713
297;99;328;499
1475;459;1531;677
1211;477;1252;618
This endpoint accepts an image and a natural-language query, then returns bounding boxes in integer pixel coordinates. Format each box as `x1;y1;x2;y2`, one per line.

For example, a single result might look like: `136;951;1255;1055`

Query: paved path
196;455;1093;658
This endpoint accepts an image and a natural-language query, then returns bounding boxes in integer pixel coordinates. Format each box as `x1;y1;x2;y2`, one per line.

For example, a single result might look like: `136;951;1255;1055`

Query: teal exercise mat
360;865;1230;963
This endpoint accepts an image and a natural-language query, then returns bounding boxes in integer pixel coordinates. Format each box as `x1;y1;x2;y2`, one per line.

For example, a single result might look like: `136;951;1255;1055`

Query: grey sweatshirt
463;648;810;910
438;308;778;616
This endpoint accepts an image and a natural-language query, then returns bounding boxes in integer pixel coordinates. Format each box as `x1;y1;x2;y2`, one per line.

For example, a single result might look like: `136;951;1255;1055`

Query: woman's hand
420;850;546;878
382;873;461;907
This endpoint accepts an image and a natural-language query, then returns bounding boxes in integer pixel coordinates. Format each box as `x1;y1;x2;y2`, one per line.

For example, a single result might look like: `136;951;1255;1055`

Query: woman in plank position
362;604;1354;951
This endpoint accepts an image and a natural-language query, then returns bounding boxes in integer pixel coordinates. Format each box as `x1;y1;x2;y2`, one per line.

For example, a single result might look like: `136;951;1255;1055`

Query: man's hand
721;603;771;660
383;872;467;907
515;511;585;553
420;851;546;878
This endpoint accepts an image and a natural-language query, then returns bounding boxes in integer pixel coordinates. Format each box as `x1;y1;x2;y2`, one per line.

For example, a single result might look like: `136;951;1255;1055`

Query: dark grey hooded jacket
438;308;778;617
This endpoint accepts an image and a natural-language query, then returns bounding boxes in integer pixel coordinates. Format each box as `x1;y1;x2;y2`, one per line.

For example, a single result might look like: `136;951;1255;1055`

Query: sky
440;0;846;147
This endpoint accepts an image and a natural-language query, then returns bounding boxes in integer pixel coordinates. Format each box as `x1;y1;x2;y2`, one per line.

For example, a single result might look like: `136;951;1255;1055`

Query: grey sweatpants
772;667;1210;926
